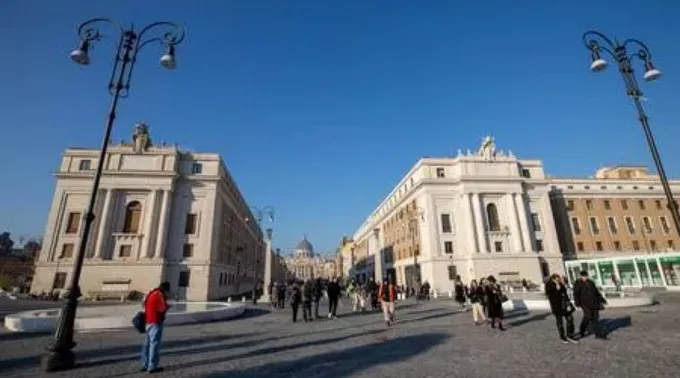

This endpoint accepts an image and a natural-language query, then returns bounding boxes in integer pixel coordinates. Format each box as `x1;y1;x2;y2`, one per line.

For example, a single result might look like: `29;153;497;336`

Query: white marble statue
478;135;496;160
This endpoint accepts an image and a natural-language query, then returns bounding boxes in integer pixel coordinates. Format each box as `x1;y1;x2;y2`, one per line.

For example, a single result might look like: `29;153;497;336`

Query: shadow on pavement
601;315;632;336
506;312;552;328
199;332;450;378
397;310;458;325
0;331;51;341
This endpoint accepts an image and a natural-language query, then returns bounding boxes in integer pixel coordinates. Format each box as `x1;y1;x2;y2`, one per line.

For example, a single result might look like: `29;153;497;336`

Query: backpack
132;311;146;333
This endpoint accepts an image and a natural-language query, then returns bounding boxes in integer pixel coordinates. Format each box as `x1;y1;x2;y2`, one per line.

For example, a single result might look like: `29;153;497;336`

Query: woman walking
545;274;578;344
468;280;487;325
454;275;467;311
485;276;505;331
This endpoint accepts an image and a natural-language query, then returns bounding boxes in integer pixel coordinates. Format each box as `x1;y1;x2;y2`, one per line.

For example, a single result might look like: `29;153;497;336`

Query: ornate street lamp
42;18;185;372
583;31;680;236
246;206;275;304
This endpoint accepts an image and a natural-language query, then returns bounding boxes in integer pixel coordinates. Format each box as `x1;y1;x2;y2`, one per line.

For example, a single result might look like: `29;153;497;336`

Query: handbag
132;311;146;334
500;294;509;303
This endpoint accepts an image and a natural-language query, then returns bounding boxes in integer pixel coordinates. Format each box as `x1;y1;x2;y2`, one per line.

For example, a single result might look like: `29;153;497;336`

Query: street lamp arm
622;38;655;64
137;21;186;46
76;18;125;43
582;30;616;59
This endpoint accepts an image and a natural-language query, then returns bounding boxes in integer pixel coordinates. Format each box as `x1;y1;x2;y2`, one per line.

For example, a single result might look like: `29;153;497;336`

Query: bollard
433;291;438;299
448;290;453;298
241;297;246;303
227;297;232;303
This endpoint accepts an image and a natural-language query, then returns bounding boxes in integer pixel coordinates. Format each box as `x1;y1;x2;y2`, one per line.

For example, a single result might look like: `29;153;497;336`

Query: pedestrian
290;282;302;322
454;275;467;311
327;277;341;319
573;270;608;339
545;274;578;344
277;282;286;309
468;280;486;325
312;277;323;319
378;277;396;326
302;279;313;322
140;281;170;374
485;275;505;331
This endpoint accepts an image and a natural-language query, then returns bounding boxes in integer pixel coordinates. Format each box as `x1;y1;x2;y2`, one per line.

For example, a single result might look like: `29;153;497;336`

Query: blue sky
1;1;680;255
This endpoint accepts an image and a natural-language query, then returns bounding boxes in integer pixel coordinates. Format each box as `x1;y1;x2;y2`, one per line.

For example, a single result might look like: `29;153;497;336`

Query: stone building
31;123;264;301
352;136;564;293
284;236;336;281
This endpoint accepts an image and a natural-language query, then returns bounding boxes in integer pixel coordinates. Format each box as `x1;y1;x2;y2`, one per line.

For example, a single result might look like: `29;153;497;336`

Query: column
594;261;603;286
612;261;620;286
261;238;273;302
632;260;642;287
644;260;653;286
154;190;172;258
655;257;668;287
463;193;479;254
94;189;113;259
140;190;158;259
374;230;384;283
514;193;533;252
540;195;560;253
471;193;489;253
506;194;522;253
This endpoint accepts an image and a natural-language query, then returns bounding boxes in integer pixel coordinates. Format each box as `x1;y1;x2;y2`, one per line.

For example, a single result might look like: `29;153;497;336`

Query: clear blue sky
1;1;680;255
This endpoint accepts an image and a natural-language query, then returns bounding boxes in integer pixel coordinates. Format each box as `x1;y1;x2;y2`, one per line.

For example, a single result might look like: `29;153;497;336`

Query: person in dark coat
277;283;286;309
312;277;323;319
573;270;607;339
327;277;341;319
545;274;578;343
454;276;467;311
485;275;505;331
289;282;302;323
301;279;313;322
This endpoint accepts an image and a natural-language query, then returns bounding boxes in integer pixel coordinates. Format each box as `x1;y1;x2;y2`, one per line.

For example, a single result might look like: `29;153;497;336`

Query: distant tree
0;232;14;256
23;239;42;257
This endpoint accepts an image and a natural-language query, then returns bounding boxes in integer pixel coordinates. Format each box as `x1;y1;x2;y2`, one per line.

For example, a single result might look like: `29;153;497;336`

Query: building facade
352;137;564;293
31;123;264;301
284;236;336;281
336;236;354;281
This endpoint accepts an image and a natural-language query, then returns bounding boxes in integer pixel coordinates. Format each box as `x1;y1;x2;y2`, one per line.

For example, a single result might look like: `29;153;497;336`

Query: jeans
381;301;395;322
328;296;339;316
141;323;164;371
314;299;321;318
471;302;486;323
580;308;603;338
302;301;312;321
555;313;575;339
291;303;299;322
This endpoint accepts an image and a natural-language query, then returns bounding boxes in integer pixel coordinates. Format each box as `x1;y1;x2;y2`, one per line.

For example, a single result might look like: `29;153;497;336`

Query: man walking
546;274;578;344
140;281;170;374
573;270;608;339
378;277;396;326
327;277;341;319
312;277;323;319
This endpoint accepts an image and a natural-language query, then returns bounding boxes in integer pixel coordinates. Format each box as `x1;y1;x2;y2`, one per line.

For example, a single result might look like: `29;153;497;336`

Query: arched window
486;203;501;231
123;201;142;233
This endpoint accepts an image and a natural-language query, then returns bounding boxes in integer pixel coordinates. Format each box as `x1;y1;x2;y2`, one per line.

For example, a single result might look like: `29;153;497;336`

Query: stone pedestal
260;239;273;302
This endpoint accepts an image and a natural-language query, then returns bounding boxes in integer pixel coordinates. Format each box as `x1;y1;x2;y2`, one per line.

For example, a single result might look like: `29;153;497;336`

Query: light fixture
160;45;177;70
589;48;607;72
643;60;662;82
70;40;91;65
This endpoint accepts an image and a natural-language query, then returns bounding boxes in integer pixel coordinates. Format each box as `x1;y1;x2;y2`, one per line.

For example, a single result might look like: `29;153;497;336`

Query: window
61;243;74;258
643;217;653;233
614;241;621;251
650;240;658;251
567;200;574;211
595;241;603;251
486;203;501;231
191;163;203;174
531;213;541;231
65;212;81;234
183;243;194;258
668;240;675;250
604;200;611;210
607;217;617;234
52;272;67;289
638;200;646;210
586;200;593;210
441;214;452;233
589;217;600;235
185;213;197;235
444;241;453;254
536;239;544;251
123;201;142;233
660;217;670;234
521;169;531;178
577;242;584;252
179;271;191;287
436;167;445;178
78;159;91;171
656;200;663;210
119;245;132;257
632;240;640;251
625;217;635;234
571;217;581;235
621;200;628;210
494;241;503;252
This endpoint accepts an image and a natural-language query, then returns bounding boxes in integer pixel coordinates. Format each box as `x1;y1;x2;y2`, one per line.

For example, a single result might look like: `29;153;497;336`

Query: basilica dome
294;236;314;258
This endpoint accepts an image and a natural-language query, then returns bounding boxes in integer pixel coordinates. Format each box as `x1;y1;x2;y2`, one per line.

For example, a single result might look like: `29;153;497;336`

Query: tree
0;232;14;256
23;239;42;258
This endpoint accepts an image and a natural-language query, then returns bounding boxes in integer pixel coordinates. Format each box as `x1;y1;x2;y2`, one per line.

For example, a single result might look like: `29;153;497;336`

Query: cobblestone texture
2;293;680;378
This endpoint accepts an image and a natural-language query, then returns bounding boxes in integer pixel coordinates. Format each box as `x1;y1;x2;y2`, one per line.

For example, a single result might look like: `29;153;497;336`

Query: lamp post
582;31;680;236
246;206;275;304
404;207;425;288
41;18;185;372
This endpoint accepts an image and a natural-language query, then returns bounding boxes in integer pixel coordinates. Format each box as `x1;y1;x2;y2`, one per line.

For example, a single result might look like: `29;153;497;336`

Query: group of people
453;275;507;330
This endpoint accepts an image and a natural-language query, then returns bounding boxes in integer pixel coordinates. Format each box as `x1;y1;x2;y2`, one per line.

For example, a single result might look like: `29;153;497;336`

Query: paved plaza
1;294;680;378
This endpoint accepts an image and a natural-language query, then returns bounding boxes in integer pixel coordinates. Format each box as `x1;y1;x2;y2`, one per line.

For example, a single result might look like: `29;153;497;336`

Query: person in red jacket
141;282;170;373
378;277;396;326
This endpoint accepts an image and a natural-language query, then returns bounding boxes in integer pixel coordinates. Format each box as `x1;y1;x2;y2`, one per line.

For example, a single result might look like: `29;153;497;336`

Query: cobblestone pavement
2;293;680;378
